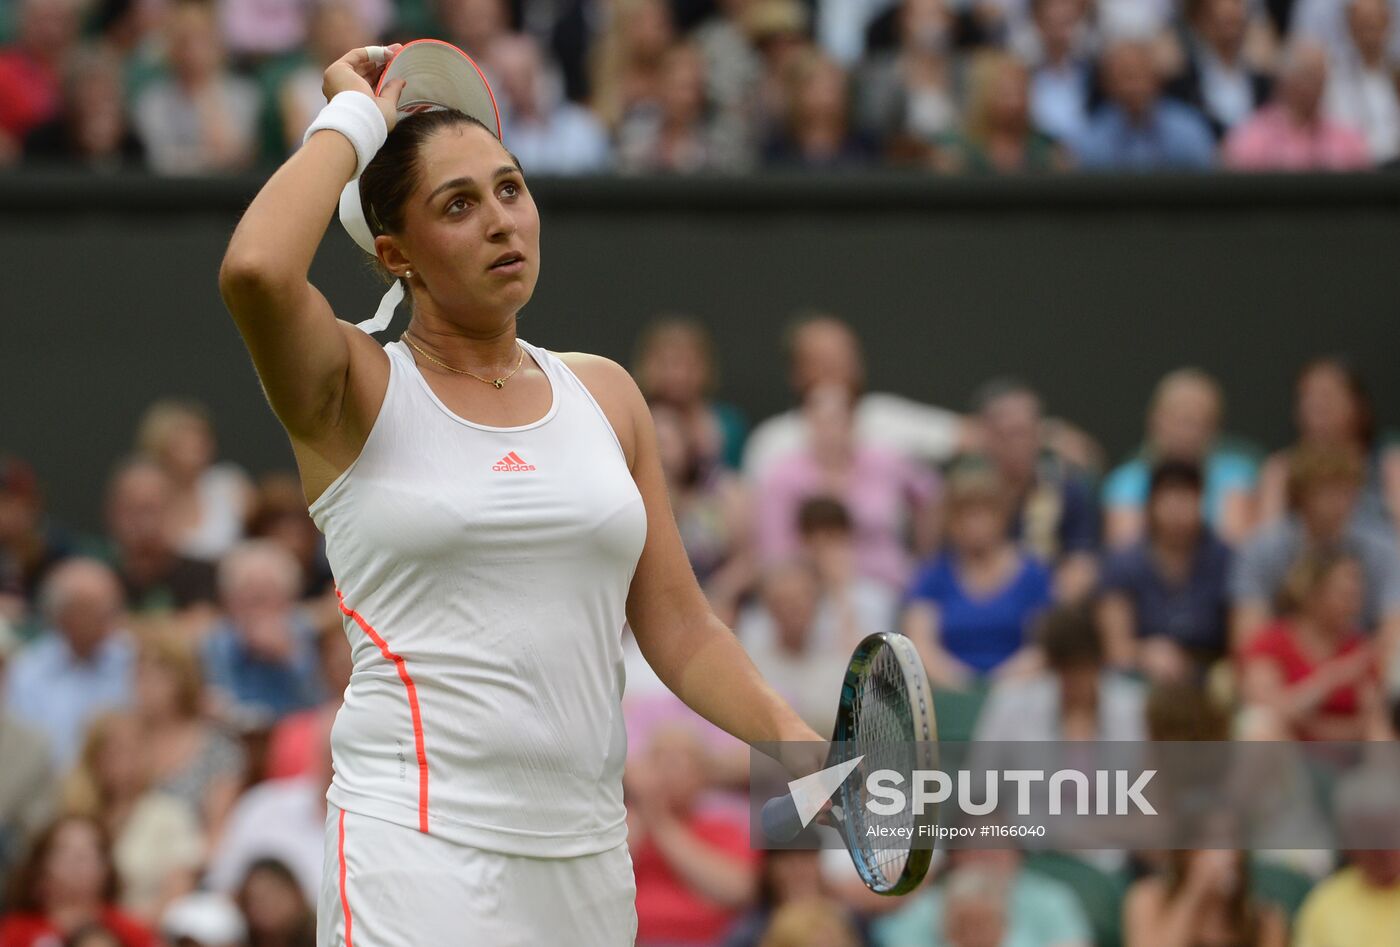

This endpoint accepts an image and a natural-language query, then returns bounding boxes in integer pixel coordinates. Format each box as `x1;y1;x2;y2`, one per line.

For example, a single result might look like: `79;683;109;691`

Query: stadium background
3;0;1400;946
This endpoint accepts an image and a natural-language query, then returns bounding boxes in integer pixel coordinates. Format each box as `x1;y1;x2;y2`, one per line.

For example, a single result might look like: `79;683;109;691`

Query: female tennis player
217;42;825;946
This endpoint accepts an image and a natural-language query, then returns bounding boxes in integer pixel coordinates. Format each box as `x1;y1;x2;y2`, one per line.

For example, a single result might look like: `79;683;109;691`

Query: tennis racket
760;631;938;895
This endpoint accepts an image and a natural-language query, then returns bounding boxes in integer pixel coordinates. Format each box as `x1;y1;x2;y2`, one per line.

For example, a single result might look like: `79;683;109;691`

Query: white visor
340;40;502;333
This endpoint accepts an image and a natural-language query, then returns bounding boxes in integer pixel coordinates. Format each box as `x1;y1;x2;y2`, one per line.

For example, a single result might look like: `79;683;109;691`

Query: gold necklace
401;331;525;389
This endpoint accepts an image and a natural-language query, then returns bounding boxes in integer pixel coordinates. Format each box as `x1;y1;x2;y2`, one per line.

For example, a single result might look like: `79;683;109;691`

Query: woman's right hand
322;45;407;131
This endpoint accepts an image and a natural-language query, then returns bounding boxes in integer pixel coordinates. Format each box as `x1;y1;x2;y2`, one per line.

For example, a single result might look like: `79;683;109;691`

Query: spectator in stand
89;0;171;94
744;0;815;147
0;456;76;625
5;559;132;768
619;40;751;172
815;0;899;66
743;313;974;482
205;713;331;903
1103;368;1257;549
934;51;1066;173
134;630;246;844
739;559;853;733
976;379;1100;601
264;623;348;780
277;0;374;152
1124;848;1287;947
0;0;82;165
634;315;748;472
755;384;940;591
203;541;322;727
439;0;511;62
757;897;863;947
1294;764;1400;947
691;0;763;140
1293;0;1400;63
1071;35;1216;170
874;848;1091;947
1166;0;1272;139
1240;550;1380;740
62;710;204;922
652;404;754;624
589;0;675;133
1256;358;1398;532
0;622;54;887
764;49;877;169
22;45;144;170
1223;40;1373;170
490;32;612;174
1024;0;1096;145
0;815;156;947
796;497;900;643
135;400;252;565
975;602;1147;742
1099;461;1233;682
627;724;758;947
131;0;261;175
724;849;872;947
243;473;333;601
904;461;1053;689
1231;447;1400;652
854;0;961;164
101;459;217;622
1324;0;1400;164
234;858;316;947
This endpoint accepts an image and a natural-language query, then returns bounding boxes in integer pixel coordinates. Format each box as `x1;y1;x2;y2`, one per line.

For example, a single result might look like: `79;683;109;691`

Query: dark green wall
5;171;1398;533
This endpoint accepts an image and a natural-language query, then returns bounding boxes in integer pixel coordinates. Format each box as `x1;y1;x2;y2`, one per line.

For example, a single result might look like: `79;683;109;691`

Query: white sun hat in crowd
340;39;502;334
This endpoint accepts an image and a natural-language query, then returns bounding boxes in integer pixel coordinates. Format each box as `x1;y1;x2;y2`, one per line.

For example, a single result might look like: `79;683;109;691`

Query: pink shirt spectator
0;48;61;140
755;444;938;590
1223;105;1372;171
217;0;392;57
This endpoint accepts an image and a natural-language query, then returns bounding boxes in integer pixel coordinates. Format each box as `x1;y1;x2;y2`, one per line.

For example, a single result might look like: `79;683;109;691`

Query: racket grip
761;793;804;844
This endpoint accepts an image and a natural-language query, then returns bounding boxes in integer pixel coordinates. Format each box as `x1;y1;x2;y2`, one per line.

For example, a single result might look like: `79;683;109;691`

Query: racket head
831;632;938;895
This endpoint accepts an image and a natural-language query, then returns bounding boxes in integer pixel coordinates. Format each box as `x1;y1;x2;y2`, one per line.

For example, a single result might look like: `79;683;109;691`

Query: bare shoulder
554;351;638;394
553;351;645;465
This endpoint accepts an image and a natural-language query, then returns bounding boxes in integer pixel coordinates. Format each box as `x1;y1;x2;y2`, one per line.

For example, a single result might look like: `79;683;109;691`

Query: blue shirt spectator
1102;368;1258;548
3;559;133;767
492;34;612;175
1101;531;1232;653
907;552;1053;675
203;611;321;726
1073;37;1216;170
1073;99;1217;169
1103;451;1256;538
204;541;323;726
873;854;1092;947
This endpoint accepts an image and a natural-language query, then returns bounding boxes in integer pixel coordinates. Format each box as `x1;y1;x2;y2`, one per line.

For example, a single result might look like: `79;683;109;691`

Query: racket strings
846;644;917;888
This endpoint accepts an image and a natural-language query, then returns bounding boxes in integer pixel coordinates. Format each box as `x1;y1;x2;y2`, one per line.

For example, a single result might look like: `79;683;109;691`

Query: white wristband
303;90;388;179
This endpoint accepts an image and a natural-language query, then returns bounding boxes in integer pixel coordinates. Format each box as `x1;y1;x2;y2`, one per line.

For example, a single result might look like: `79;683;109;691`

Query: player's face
397;124;541;327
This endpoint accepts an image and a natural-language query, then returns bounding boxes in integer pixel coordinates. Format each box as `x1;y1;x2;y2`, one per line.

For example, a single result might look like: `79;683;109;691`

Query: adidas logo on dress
492;451;536;472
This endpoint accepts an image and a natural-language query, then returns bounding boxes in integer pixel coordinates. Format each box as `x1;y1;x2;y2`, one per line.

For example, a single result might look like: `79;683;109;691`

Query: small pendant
492;379;504;389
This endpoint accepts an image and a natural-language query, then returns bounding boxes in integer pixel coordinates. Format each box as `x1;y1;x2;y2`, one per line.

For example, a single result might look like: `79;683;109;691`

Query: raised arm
217;47;404;442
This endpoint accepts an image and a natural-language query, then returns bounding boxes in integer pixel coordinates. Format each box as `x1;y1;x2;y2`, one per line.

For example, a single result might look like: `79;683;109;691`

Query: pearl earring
404;269;413;279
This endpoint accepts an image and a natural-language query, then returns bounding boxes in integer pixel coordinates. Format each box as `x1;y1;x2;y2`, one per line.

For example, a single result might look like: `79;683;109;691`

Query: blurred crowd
4;310;1400;946
5;0;1400;176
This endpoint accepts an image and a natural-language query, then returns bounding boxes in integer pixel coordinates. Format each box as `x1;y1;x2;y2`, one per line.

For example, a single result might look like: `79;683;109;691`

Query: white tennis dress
310;338;646;946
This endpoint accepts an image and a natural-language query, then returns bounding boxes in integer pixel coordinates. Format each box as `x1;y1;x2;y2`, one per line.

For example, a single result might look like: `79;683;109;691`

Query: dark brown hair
1164;849;1259;943
6;814;120;912
1285;444;1365;510
1295;355;1376;449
